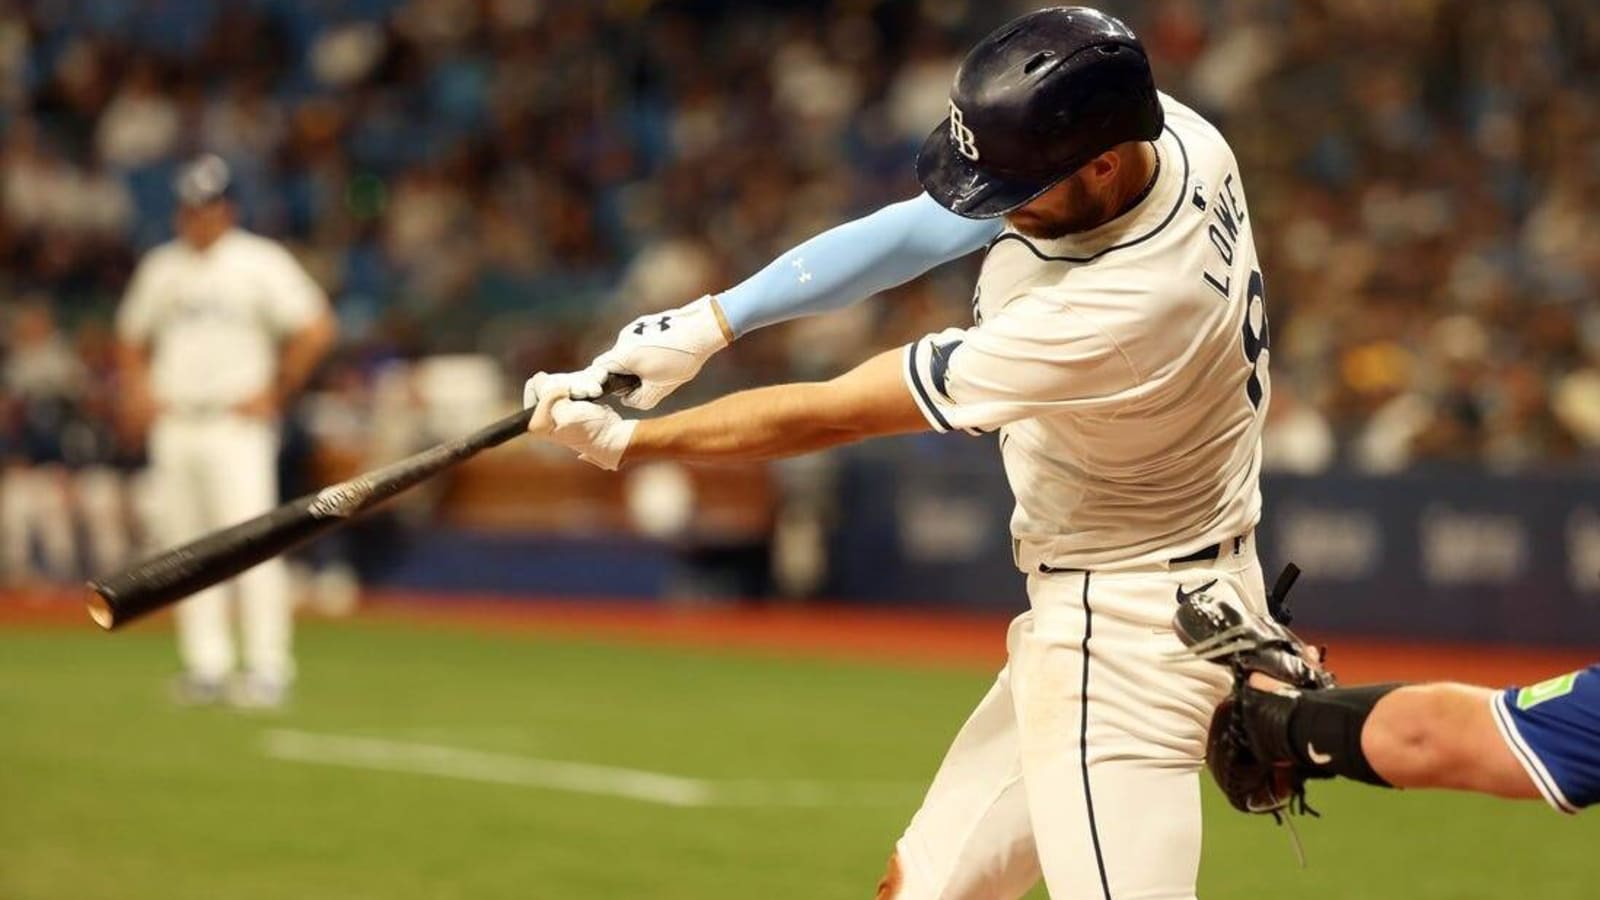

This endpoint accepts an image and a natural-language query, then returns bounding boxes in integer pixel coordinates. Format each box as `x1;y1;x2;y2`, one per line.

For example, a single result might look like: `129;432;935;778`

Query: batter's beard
1007;176;1114;240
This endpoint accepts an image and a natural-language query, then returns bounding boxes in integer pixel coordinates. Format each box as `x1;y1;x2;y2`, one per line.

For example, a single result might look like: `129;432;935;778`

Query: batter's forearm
626;383;860;463
624;348;929;464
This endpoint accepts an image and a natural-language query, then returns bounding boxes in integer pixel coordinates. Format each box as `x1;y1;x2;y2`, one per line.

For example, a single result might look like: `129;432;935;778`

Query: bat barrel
83;502;331;631
84;373;640;632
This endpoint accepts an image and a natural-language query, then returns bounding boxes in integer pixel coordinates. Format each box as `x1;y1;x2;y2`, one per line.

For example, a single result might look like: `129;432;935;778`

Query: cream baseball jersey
117;229;327;410
903;94;1269;572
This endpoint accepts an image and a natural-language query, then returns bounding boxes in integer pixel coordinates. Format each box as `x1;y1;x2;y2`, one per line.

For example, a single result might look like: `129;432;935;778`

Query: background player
530;8;1277;898
115;155;337;708
1;302;85;586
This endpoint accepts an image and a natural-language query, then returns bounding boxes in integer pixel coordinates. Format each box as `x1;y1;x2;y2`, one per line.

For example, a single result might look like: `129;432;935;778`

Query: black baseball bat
86;373;638;630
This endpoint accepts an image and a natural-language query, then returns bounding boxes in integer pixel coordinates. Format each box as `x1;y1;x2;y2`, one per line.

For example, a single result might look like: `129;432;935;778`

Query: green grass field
2;619;1592;899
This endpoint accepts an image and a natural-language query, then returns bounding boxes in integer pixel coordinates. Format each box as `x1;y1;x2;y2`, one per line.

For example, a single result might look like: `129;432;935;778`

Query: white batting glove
525;372;637;470
590;295;732;410
521;366;608;411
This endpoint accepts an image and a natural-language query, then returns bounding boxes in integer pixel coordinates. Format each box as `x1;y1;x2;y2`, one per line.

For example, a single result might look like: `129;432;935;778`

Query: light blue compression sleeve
717;192;1003;337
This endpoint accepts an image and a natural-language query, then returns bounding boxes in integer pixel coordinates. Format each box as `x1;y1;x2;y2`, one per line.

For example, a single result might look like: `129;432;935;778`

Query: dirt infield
10;587;1593;687
368;593;1599;685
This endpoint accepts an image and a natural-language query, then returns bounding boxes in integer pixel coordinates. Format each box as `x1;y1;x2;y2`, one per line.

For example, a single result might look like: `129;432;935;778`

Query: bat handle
600;372;641;397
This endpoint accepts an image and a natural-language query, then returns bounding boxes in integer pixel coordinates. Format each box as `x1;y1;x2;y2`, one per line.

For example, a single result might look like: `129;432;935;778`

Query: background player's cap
917;6;1164;219
173;154;233;207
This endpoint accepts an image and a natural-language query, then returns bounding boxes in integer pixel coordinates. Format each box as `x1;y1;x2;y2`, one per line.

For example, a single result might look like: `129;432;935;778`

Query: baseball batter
116;155;336;707
531;8;1269;898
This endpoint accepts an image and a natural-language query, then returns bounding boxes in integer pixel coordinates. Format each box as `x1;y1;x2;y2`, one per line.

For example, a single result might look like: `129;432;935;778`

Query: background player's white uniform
891;94;1271;899
117;229;329;691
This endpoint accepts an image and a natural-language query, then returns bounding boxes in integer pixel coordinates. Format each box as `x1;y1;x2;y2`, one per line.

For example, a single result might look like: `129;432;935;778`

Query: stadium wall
362;464;1600;648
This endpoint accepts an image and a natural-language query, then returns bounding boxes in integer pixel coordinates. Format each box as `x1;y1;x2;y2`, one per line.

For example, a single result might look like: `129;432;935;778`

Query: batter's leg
203;418;294;687
886;617;1042;900
1013;571;1235;900
152;423;236;682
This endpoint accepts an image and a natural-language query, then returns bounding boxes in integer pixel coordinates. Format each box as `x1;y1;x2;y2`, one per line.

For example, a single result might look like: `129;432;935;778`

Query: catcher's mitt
1170;565;1333;821
1204;683;1324;818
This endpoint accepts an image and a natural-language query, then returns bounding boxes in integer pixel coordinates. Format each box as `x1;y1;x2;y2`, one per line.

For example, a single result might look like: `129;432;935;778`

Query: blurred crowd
2;0;1599;582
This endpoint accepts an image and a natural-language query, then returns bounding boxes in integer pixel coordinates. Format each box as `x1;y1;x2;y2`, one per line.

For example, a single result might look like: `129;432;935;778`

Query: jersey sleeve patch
905;335;990;437
904;339;954;433
928;337;962;401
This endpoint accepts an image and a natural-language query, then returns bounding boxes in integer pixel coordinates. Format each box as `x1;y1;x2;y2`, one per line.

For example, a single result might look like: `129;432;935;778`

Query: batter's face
1004;149;1128;240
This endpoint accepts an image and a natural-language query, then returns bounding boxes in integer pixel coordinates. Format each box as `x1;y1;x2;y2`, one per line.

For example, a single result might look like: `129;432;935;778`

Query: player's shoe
227;674;290;711
170;673;227;707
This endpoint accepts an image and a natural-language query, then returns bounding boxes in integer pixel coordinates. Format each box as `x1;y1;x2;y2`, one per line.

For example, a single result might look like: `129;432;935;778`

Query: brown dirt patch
5;587;1593;686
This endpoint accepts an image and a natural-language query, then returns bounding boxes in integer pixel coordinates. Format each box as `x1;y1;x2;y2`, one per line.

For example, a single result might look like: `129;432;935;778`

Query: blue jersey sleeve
1494;665;1600;812
717;192;1002;337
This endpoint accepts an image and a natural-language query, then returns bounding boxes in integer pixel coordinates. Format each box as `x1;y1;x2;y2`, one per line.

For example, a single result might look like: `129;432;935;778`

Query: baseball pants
149;415;293;684
887;537;1266;899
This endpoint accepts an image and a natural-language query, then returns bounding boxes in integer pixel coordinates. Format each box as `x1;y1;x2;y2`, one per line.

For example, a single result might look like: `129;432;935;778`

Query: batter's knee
875;851;903;900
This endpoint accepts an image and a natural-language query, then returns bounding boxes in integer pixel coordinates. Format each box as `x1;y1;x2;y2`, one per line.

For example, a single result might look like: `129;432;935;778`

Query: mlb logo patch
1517;672;1580;710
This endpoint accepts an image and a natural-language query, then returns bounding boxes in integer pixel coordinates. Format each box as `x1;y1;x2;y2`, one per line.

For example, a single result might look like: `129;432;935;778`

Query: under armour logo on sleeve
949;102;980;161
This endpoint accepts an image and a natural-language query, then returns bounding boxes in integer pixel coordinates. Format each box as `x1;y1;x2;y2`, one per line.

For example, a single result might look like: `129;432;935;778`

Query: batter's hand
521;367;609;410
587;295;733;410
525;372;637;470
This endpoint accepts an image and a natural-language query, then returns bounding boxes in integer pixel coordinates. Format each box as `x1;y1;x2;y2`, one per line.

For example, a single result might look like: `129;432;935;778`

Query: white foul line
260;729;916;809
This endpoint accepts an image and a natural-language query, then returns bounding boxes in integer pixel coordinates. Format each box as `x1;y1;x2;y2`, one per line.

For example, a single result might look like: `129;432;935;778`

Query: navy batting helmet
917;6;1163;219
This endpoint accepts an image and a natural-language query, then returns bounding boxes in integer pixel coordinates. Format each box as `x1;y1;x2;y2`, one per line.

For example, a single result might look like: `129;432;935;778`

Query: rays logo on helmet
948;101;980;161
